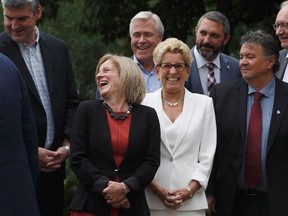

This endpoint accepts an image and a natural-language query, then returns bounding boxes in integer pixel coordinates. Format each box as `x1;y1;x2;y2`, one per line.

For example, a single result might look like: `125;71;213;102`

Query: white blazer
142;88;216;211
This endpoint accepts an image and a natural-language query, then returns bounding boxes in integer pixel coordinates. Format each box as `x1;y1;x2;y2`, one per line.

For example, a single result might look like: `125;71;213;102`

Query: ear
194;27;198;35
155;66;161;80
268;56;276;70
223;34;231;46
185;66;191;80
35;5;42;20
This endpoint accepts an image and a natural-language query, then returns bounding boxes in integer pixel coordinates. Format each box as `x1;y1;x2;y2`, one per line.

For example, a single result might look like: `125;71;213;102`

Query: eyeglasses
157;63;188;71
273;22;288;30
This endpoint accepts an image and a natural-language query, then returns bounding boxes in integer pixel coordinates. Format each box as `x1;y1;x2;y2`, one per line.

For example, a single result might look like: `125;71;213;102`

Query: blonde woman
143;38;216;216
69;54;161;216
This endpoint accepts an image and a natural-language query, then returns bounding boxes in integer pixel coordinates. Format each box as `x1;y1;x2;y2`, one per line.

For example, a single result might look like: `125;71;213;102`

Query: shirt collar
17;26;40;48
248;77;275;98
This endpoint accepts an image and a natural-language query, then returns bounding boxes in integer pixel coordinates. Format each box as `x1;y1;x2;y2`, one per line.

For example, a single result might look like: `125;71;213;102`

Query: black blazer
0;32;79;212
207;77;288;216
0;32;78;174
69;100;161;216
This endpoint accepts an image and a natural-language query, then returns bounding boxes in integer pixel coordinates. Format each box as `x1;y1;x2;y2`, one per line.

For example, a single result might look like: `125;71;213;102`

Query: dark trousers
37;171;65;216
231;190;270;216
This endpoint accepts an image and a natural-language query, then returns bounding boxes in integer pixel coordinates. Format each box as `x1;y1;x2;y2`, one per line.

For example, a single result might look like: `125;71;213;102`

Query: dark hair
240;30;280;73
197;11;230;36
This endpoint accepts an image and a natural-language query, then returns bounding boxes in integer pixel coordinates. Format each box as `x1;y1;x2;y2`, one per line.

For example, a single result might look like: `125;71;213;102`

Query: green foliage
0;0;281;214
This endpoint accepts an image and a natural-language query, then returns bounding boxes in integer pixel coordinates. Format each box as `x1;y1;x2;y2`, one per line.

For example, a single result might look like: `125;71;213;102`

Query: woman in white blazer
142;38;217;216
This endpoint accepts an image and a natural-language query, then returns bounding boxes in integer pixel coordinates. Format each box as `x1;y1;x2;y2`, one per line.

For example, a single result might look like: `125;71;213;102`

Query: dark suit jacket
69;100;161;216
0;31;79;212
207;77;288;216
186;46;241;94
275;49;288;80
0;53;40;215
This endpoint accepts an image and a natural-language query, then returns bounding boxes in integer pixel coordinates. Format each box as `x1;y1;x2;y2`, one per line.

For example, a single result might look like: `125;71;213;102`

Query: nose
275;27;284;36
169;66;177;73
203;35;211;43
96;71;104;79
138;34;147;43
11;19;19;29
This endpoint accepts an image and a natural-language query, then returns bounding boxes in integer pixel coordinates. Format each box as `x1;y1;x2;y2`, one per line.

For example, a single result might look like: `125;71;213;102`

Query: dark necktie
207;63;215;94
245;91;263;188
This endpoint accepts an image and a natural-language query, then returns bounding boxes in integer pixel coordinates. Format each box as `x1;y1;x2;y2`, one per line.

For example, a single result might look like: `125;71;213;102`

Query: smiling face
130;18;162;67
275;6;288;49
96;59;122;100
157;52;190;95
195;18;230;61
3;4;42;44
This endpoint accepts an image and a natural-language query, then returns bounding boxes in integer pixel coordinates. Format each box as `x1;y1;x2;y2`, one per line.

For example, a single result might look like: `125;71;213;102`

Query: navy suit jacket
0;53;40;215
186;46;241;94
207;77;288;216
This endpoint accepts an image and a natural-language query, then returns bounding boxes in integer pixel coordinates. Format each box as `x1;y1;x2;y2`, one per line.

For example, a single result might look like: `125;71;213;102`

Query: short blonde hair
152;37;192;66
95;54;146;104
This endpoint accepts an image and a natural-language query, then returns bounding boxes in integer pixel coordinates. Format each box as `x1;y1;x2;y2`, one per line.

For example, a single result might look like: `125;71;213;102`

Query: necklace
103;101;132;120
162;97;183;107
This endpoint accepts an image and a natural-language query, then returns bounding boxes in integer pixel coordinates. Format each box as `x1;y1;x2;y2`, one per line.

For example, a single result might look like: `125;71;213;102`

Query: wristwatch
63;145;70;156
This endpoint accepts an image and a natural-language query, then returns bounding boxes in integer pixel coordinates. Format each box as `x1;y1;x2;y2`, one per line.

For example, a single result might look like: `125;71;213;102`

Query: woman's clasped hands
102;181;130;209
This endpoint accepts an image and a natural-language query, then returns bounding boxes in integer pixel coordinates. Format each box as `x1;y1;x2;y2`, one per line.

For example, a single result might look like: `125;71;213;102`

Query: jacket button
114;169;118;172
169;157;173;162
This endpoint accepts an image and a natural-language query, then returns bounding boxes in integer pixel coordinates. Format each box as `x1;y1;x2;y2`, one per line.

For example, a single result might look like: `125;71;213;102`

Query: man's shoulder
219;52;239;63
214;78;244;92
39;32;67;46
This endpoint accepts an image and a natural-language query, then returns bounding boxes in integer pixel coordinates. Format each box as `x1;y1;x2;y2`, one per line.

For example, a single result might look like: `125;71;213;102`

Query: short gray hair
1;0;39;13
129;11;164;37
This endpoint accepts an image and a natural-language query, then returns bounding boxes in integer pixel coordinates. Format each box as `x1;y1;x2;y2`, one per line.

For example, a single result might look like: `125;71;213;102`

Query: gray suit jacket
275;49;288;80
186;46;241;94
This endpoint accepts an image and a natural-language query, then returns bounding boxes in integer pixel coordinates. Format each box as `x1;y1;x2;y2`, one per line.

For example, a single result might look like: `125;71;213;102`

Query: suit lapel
39;34;53;96
220;54;232;83
169;89;191;153
154;91;173;154
1;34;41;104
236;80;248;151
191;48;204;94
267;79;288;153
275;49;288;80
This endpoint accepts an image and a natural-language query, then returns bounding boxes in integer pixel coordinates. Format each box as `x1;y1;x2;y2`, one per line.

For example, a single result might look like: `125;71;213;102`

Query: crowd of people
1;0;288;216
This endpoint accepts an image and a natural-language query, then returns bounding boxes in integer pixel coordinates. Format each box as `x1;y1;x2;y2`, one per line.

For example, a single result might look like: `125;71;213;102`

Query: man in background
129;11;164;92
96;11;164;98
274;1;288;81
186;11;241;95
0;0;79;215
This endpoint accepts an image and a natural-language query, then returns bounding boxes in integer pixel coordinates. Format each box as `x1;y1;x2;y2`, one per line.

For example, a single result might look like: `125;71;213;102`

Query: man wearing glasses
274;1;288;82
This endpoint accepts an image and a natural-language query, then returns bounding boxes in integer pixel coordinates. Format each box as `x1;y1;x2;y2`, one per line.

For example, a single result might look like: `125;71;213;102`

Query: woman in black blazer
69;54;161;216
